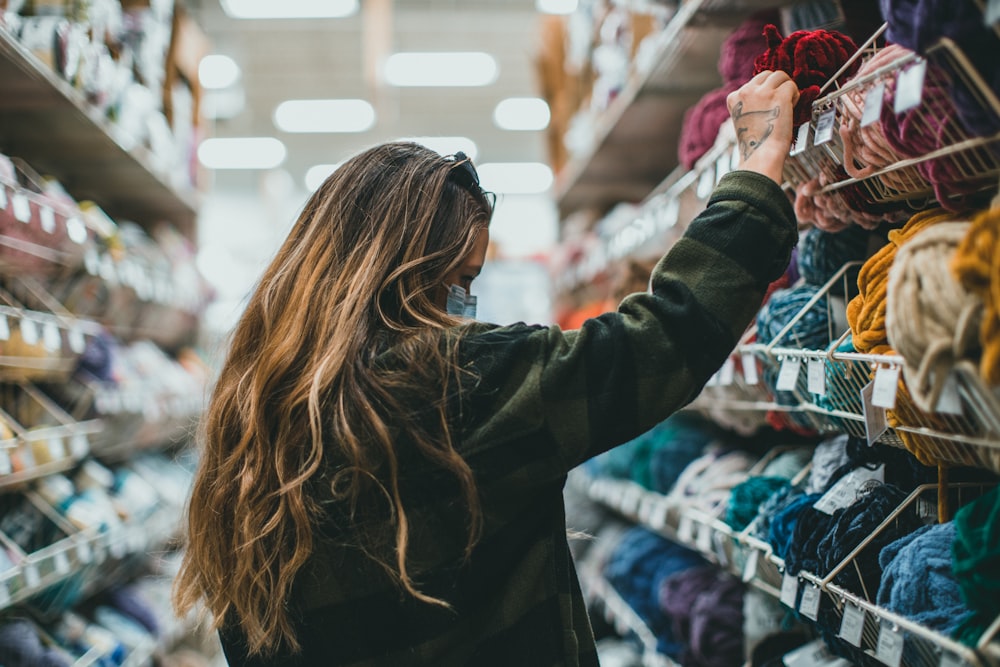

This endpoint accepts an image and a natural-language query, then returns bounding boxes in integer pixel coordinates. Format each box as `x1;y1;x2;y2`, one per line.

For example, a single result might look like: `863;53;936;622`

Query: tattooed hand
726;71;799;184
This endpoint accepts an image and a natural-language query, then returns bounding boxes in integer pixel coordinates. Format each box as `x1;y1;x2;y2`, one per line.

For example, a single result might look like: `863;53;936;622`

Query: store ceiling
187;0;549;194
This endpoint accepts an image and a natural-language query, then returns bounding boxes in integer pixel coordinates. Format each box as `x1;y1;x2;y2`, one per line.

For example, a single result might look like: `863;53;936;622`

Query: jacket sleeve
457;170;797;481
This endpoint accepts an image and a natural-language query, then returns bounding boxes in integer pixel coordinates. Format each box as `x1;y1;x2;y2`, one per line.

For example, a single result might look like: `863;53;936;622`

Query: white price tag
742;352;759;385
11;192;31;223
84;247;99;275
742;548;760;583
658;198;679;231
53;550;70;574
807;358;826;396
109;533;127;558
776;357;802;392
47;436;66;461
875;622;904;667
799;584;821;620
814;108;837;145
92;540;106;563
862;381;889;446
678;514;695;544
22;563;40;589
0;316;8;342
780;572;799;608
872;365;901;409
894;60;927;114
791;122;810;156
66;216;87;244
839;602;865;646
697;168;716;200
637;495;656;525
940;652;965;667
783;639;832;667
0;186;6;210
0;579;9;606
719;357;735;386
68;326;86;354
19;318;39;346
75;540;92;564
712;530;730;568
987;0;1000;25
861;81;886;127
935;371;963;416
0;449;11;475
649;499;670;530
42;321;61;352
39;206;55;233
621;485;641;515
813;464;885;514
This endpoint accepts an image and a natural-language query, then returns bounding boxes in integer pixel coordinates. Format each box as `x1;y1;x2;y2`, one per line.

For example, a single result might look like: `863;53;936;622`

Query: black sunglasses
448;152;495;207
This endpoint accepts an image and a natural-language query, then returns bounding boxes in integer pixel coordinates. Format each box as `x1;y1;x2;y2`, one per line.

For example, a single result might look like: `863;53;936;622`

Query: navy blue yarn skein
767;492;824;562
798;225;870;297
757;285;831;351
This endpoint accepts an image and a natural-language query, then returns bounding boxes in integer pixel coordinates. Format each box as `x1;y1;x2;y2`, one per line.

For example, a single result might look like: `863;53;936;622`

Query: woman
175;71;800;666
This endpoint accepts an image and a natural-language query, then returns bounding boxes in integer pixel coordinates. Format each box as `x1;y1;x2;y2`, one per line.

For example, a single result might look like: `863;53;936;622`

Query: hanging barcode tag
84;247;99;275
807;358;826;396
68;326;86;354
894;60;927;114
776;357;802;392
814;464;885;514
649;498;669;530
780;572;799;608
742;548;760;583
935;371;963;416
814;108;837;145
678;514;695;543
47;436;66;461
799;584;821;620
659;198;679;231
0;186;7;210
783;638;834;667
0;315;9;342
0;449;11;475
712;531;730;568
66;216;87;244
11;192;31;222
22;563;40;588
862;380;889;446
621;485;641;515
75;540;92;564
42;321;61;352
20;318;39;346
791;123;810;156
696;522;713;553
940;652;966;667
875;622;904;667
53;550;70;574
697;168;716;200
719;357;735;386
742;352;759;385
872;365;901;409
69;432;88;458
987;0;1000;25
839;603;865;646
0;579;9;606
39;206;55;233
861;81;886;127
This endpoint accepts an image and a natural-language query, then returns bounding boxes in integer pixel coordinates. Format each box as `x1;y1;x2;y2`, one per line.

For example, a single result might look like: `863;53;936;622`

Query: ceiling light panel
536;0;578;14
493;97;550;131
384;52;499;87
199;54;241;89
305;163;342;191
477;162;553;194
198;137;287;170
274;99;376;133
221;0;359;19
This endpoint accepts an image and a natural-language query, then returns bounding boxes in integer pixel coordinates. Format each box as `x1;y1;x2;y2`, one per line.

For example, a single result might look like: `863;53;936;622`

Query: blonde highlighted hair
173;143;494;656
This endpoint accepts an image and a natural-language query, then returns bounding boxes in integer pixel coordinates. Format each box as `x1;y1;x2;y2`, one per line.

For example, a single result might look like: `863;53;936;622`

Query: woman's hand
726;70;800;184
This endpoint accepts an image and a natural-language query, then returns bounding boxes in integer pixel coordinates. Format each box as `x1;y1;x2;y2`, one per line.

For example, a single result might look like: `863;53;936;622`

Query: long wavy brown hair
173;142;494;656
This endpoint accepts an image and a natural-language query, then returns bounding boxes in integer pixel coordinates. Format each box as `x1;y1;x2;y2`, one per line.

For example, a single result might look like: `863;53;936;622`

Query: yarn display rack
569;466;1000;667
783;33;1000;210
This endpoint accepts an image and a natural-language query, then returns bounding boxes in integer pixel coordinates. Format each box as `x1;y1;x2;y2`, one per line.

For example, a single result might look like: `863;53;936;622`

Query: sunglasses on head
448;152;495;207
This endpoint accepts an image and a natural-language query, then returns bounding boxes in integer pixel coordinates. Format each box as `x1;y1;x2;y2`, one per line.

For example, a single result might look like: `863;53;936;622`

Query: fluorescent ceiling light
493;97;550;131
384;52;498;87
305;163;342;191
536;0;578;14
199;54;241;89
399;136;478;160
477;162;553;194
221;0;358;19
202;87;246;120
274;99;376;133
198;137;286;170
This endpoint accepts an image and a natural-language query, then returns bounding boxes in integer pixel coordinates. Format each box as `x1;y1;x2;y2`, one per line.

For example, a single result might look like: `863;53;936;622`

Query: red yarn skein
752;24;862;128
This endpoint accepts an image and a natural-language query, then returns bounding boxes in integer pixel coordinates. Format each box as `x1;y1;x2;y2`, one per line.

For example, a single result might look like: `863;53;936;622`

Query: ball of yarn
647;414;721;493
763;448;814;480
813;336;868;431
847;207;956;355
805;434;853;494
660;567;746;667
668;448;757;514
751;484;804;541
877;522;972;634
679;85;737;170
825;436;938;492
757;284;830;350
951;207;1000;386
752;24;862;128
0;619;45;666
880;0;1000;136
743;588;798;659
659;565;721;645
794;167;911;232
719;11;781;84
748;631;812;667
726;476;791;531
886;221;982;412
797;225;869;296
767;491;823;560
952;485;1000;645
